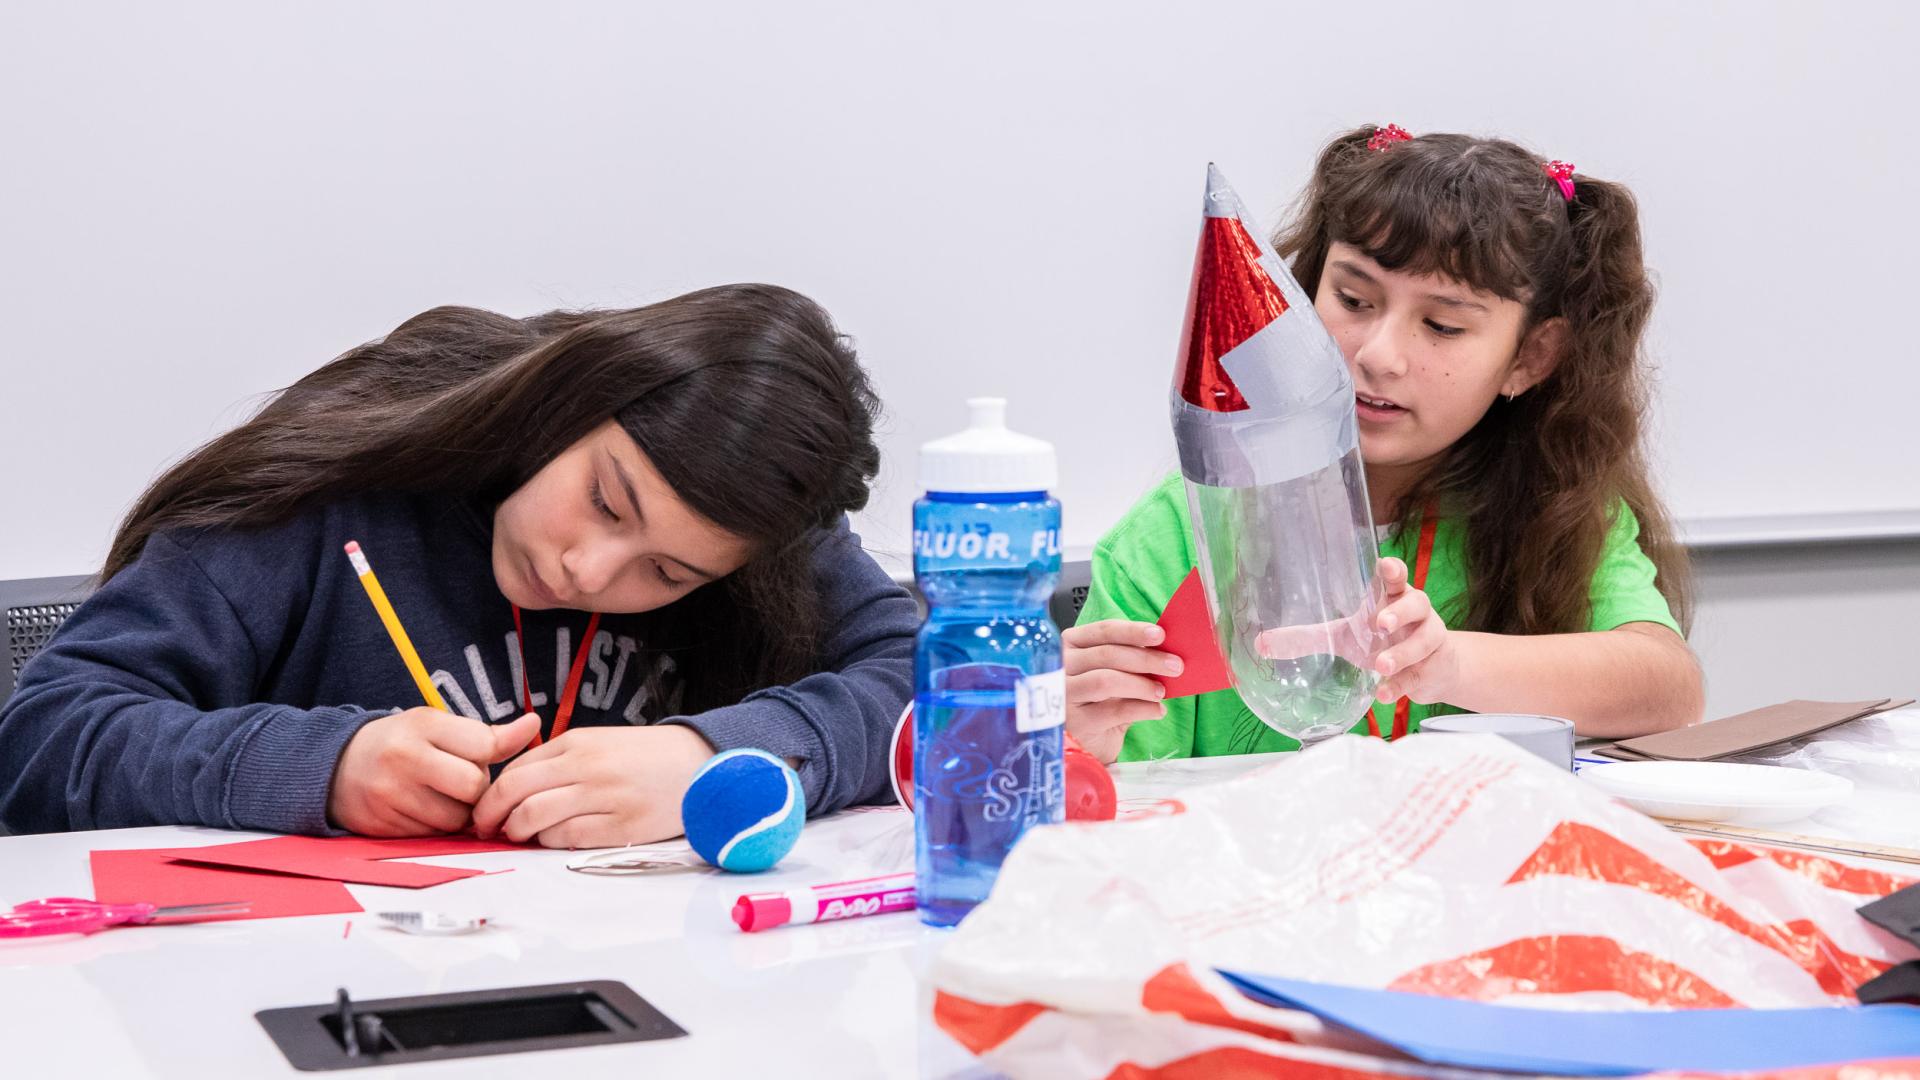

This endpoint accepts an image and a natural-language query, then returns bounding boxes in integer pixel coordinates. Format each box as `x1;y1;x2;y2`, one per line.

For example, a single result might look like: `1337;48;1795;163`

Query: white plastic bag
931;734;1918;1079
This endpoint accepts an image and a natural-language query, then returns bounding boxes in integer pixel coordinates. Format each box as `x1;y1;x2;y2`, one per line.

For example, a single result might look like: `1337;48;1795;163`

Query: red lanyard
1367;507;1437;743
511;605;602;747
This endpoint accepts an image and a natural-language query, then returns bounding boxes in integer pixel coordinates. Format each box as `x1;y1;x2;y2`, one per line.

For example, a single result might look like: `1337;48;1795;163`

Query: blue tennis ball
680;748;806;873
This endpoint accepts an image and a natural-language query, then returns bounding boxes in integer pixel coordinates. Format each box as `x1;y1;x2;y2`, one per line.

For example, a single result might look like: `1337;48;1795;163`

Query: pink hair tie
1543;160;1576;201
1367;124;1412;152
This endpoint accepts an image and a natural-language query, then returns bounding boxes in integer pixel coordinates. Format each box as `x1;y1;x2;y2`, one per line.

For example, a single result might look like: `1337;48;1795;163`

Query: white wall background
1;2;1915;716
1690;539;1919;719
3;0;1918;582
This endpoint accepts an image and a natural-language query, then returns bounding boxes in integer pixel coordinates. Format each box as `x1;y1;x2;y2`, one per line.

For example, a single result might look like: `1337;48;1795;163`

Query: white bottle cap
918;397;1057;494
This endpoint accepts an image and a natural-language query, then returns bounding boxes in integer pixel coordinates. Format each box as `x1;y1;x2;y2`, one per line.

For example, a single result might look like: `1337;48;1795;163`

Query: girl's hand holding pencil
335;539;543;836
339;537;716;846
328;710;539;836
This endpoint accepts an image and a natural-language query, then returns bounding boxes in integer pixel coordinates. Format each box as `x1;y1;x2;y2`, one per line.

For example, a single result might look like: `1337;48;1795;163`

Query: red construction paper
91;847;360;921
1155;568;1234;699
174;847;477;888
89;834;531;921
169;835;527;889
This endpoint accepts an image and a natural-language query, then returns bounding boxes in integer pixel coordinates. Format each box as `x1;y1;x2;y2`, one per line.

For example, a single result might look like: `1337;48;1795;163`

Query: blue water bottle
913;397;1065;928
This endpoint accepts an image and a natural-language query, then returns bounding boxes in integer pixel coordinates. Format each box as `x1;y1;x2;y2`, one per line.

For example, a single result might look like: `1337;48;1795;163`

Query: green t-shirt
1078;473;1682;761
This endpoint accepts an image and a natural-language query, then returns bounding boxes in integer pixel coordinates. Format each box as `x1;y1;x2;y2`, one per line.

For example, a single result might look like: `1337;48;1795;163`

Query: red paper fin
1155;568;1234;699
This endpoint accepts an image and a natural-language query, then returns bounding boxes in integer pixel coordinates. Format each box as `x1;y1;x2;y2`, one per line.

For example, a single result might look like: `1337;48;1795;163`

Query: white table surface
0;756;1276;1080
3;735;1907;1080
0;808;970;1079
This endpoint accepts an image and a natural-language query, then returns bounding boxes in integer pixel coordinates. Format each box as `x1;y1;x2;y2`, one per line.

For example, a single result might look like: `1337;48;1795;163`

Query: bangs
1323;143;1553;304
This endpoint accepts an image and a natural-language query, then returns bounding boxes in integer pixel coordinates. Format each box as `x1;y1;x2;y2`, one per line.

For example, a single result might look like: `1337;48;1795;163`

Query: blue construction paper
1218;970;1920;1076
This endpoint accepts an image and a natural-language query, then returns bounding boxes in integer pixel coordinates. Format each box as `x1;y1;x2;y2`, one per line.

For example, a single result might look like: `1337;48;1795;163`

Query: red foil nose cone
1176;215;1290;412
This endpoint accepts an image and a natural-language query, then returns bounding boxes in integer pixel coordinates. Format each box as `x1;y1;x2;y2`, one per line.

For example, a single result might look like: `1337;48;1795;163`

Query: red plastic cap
731;893;792;933
1063;744;1118;822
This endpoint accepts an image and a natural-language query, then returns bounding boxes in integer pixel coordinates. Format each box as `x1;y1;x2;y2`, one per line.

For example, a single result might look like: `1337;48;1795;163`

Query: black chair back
1;575;95;709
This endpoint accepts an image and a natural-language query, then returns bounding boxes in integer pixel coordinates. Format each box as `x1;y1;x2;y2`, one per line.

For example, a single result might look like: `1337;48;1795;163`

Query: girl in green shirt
1066;125;1702;763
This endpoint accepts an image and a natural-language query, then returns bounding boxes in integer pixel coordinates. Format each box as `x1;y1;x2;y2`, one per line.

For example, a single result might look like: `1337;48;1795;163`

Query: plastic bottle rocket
1171;164;1382;746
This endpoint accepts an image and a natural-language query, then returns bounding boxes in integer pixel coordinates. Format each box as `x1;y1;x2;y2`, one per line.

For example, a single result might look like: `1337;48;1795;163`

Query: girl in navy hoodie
0;284;917;848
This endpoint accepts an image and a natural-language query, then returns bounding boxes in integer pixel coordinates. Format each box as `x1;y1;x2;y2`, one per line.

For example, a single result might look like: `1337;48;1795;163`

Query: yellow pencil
343;540;451;712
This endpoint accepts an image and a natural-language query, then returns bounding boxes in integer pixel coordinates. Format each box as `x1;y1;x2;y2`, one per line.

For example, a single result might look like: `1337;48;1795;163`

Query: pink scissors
0;897;251;938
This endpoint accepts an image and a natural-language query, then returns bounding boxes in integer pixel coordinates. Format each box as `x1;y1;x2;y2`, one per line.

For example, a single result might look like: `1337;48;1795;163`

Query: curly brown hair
1275;125;1692;636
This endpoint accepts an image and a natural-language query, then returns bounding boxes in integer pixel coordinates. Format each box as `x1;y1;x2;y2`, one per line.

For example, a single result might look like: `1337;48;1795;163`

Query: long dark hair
105;283;883;711
1276;125;1692;636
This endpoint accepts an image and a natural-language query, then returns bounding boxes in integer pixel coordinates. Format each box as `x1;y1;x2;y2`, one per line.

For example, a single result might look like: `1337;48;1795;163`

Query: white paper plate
1580;761;1854;826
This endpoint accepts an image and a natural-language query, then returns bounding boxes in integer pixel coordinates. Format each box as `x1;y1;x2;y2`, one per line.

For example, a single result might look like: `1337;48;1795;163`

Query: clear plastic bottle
1185;444;1380;746
913;398;1065;928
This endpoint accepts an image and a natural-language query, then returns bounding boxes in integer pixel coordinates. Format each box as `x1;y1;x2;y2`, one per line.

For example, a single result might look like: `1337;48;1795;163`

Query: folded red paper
171;835;522;888
292;835;529;860
90;834;529;922
1155;568;1234;699
91;847;360;921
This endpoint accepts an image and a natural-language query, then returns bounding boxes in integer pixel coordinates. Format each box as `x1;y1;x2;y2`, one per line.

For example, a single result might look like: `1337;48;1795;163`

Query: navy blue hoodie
0;492;917;835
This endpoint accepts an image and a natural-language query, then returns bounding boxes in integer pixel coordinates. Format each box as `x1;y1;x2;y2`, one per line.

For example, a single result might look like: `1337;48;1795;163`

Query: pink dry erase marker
732;871;916;933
